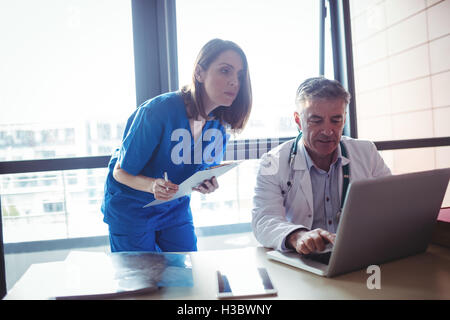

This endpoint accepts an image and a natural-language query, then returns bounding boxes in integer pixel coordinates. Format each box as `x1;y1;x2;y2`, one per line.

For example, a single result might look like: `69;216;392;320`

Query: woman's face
197;50;244;109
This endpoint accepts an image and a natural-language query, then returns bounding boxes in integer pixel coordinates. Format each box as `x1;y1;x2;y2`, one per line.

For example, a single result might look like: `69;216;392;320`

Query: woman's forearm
113;161;155;194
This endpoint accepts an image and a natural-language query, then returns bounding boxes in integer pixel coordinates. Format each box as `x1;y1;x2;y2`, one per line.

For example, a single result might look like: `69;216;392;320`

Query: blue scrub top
101;92;228;233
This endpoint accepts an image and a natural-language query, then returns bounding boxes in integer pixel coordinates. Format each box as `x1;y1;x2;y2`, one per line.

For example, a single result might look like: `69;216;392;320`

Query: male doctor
252;77;391;255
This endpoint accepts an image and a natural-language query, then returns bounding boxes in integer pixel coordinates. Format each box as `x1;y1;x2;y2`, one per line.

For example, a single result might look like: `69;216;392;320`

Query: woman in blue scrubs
101;39;252;252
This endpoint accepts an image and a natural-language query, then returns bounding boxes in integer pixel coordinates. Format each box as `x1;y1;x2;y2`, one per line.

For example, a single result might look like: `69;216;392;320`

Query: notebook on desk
267;168;450;277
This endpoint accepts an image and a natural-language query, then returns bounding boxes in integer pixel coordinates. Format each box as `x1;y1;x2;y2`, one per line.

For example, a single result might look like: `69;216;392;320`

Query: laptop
267;168;450;277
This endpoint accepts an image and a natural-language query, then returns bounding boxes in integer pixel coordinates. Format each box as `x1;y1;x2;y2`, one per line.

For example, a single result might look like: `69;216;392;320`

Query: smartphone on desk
216;267;278;299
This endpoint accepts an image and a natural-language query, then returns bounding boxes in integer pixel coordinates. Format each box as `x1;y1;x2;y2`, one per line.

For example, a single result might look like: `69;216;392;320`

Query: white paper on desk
143;161;242;208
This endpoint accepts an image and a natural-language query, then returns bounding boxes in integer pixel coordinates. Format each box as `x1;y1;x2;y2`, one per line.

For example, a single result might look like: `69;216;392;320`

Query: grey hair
295;76;351;108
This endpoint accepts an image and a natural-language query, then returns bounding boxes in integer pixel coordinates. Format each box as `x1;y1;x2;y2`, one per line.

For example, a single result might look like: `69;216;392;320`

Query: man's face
295;98;347;159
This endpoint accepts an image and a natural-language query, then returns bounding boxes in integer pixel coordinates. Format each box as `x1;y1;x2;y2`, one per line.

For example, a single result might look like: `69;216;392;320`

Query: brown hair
181;39;252;133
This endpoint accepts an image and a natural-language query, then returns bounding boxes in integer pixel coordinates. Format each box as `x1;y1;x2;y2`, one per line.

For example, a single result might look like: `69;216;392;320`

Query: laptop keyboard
304;251;332;265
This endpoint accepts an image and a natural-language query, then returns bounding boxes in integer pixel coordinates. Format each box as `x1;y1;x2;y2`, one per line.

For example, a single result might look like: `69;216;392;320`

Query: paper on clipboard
143;161;242;208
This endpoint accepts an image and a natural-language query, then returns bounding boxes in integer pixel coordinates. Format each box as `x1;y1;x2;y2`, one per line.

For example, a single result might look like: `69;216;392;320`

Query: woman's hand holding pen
151;177;179;200
192;176;219;194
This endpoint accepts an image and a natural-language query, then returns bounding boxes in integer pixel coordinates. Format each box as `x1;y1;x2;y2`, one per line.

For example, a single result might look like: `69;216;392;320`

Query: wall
350;0;450;205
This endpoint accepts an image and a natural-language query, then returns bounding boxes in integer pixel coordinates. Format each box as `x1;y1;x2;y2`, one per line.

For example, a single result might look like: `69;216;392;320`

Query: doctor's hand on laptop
286;228;336;255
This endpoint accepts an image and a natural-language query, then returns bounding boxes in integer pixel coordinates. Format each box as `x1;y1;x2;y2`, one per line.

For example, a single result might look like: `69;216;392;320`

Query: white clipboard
143;161;242;208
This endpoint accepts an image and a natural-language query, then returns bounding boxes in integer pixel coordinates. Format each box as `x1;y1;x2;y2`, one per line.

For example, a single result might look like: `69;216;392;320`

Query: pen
164;172;169;191
205;163;228;170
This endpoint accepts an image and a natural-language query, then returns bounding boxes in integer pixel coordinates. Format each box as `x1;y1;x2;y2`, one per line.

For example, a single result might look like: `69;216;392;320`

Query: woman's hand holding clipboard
143;161;242;208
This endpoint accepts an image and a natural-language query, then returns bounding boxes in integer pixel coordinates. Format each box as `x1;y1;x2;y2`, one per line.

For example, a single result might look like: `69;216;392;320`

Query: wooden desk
4;245;450;300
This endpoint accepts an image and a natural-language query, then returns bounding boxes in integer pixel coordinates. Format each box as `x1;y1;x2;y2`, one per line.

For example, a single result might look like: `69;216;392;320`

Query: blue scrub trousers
108;221;197;252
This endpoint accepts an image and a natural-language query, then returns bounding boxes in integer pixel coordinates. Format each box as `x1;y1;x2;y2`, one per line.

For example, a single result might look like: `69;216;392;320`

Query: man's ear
195;65;204;83
293;111;302;131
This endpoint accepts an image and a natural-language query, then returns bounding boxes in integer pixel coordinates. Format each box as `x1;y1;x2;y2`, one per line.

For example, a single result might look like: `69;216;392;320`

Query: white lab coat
252;136;391;252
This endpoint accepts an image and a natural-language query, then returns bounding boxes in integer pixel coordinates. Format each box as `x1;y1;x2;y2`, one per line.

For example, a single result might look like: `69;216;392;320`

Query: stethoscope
284;132;350;213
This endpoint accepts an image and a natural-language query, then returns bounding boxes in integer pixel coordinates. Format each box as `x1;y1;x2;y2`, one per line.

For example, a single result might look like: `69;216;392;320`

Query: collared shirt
300;142;343;233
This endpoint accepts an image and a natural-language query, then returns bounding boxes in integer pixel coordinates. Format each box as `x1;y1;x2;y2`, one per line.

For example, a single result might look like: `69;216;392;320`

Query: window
1;168;109;242
43;202;64;213
0;0;136;162
176;0;322;227
0;0;135;242
349;0;450;206
176;0;320;140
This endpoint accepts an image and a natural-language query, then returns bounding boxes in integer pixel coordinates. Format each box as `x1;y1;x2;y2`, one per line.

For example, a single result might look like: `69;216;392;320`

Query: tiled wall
350;0;450;206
